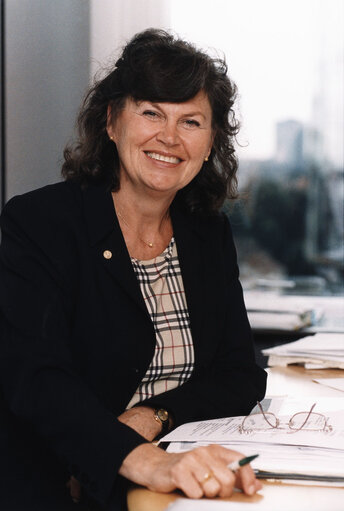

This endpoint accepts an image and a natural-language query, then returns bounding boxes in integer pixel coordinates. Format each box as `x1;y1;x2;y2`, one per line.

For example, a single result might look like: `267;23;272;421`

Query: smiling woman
107;92;213;204
106;92;214;260
62;29;240;215
0;29;266;511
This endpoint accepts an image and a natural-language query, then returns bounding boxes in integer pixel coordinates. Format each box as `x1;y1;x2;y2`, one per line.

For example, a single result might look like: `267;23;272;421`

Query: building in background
275;120;304;166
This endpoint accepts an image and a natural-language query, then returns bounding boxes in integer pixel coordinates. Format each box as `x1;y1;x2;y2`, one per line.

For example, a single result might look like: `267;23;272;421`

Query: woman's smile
144;151;183;165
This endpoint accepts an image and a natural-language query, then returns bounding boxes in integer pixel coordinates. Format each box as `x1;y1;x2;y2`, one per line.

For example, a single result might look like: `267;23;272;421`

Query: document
160;397;344;482
244;291;344;333
244;292;317;332
262;333;344;369
162;398;344;449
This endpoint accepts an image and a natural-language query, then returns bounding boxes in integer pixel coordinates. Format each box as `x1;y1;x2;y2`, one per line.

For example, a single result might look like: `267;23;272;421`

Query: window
171;0;343;295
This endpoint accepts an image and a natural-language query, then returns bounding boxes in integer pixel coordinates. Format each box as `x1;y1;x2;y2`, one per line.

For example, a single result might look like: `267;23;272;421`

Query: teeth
146;152;180;164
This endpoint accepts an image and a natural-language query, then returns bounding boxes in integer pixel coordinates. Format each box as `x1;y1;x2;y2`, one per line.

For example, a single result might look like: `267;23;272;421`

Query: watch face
157;409;169;422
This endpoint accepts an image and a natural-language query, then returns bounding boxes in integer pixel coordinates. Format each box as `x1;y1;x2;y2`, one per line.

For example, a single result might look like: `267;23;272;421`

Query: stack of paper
243;293;320;332
160;397;344;485
262;333;344;369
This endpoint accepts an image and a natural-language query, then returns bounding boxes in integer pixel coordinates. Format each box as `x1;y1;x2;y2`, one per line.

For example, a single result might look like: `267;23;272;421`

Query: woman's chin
143;179;181;196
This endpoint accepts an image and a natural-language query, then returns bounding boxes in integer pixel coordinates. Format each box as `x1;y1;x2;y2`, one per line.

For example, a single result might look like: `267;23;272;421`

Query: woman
0;29;266;510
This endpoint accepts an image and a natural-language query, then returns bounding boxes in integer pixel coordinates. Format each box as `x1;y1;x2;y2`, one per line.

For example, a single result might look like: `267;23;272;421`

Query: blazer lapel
171;206;208;364
82;183;148;315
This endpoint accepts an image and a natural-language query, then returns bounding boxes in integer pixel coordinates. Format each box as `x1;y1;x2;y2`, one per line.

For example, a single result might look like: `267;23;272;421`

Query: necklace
116;209;159;248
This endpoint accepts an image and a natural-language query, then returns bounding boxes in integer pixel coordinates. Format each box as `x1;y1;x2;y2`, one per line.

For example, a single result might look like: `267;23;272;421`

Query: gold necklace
116;209;157;248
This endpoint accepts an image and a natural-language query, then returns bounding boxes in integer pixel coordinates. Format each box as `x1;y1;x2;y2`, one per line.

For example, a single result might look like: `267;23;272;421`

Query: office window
170;0;343;295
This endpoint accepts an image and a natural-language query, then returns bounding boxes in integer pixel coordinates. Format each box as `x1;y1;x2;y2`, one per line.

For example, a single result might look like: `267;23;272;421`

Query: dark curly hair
62;29;240;213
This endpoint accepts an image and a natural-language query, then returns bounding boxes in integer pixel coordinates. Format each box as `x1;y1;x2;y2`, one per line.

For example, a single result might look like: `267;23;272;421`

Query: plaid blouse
126;237;195;408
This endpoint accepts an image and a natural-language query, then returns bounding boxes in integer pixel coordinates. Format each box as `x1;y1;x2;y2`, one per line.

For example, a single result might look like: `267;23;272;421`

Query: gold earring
204;156;209;162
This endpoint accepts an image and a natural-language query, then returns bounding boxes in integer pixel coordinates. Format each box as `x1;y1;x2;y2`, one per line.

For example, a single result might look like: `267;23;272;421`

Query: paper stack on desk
262;333;344;369
243;292;320;332
160;397;344;485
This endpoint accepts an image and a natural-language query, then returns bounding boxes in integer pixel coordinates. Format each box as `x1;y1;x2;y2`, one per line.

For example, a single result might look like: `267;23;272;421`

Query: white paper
166;499;259;510
161;410;344;451
263;333;344;368
313;378;344;393
166;485;344;511
263;333;344;356
167;440;344;478
166;499;257;510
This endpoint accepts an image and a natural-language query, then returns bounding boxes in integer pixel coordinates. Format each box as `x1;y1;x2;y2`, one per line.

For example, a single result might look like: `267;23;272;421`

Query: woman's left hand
119;443;262;499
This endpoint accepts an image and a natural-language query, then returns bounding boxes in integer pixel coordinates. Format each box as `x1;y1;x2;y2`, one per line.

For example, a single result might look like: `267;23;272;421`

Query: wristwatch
153;408;170;436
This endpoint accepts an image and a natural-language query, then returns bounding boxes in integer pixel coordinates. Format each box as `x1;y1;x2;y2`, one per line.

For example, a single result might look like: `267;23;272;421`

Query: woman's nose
156;121;180;146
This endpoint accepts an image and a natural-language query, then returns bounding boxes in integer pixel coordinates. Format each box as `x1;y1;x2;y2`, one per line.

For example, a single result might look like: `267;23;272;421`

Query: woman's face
107;91;213;199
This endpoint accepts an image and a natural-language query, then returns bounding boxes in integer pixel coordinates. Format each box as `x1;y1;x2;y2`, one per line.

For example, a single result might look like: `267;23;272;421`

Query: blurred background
1;0;343;297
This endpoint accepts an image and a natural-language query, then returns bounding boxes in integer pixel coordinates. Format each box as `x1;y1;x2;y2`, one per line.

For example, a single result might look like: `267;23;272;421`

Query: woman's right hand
119;443;261;499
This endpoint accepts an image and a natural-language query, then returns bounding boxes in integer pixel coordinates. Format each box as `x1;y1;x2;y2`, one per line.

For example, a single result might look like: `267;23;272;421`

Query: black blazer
0;181;266;510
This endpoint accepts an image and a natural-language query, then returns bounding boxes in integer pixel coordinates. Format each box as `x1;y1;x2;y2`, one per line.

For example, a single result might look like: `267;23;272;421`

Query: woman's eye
142;110;159;119
184;119;200;128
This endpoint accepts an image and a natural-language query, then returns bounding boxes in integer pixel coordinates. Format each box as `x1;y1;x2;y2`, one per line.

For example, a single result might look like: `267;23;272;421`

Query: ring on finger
201;471;214;484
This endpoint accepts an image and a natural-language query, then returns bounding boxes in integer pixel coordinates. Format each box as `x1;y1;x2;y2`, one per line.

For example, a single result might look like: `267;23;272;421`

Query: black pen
228;454;259;471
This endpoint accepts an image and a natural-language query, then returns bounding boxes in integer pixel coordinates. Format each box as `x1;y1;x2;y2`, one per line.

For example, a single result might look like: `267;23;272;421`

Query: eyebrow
138;101;208;120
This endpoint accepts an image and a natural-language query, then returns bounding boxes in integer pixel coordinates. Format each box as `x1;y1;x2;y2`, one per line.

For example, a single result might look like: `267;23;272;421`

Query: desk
127;366;344;511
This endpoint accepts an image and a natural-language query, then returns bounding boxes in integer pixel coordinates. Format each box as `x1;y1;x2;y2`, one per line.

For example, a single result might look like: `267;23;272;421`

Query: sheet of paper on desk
161;407;344;451
166;499;259;510
166;499;263;510
166;483;344;511
313;378;344;393
278;396;344;414
263;333;344;358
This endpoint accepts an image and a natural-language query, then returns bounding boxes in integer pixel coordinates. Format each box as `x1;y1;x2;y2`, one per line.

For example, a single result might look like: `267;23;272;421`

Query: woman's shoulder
0;181;85;246
3;181;81;216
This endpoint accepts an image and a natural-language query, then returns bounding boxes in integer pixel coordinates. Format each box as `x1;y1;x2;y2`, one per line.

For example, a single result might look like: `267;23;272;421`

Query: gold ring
201;471;213;484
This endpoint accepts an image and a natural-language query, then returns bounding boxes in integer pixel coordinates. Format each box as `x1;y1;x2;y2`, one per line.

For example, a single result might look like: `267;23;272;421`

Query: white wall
90;0;171;79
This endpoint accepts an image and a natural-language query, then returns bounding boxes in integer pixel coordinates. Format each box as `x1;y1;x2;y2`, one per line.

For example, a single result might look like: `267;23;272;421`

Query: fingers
181;445;261;499
169;446;237;499
235;463;263;496
170;464;204;499
216;446;262;496
199;468;234;499
168;451;220;499
209;462;236;498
